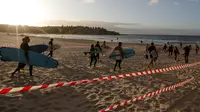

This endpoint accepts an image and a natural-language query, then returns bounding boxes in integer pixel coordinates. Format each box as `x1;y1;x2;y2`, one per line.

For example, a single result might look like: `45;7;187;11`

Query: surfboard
109;48;135;60
83;50;102;56
150;50;158;58
0;47;58;68
29;44;48;53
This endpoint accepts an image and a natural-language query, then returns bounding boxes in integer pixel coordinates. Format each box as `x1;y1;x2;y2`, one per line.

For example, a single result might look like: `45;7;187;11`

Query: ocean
25;34;200;45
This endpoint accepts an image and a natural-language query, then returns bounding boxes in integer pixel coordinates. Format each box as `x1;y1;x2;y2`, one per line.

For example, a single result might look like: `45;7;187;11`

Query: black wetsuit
48;41;53;57
174;48;179;60
12;43;33;76
95;44;102;60
184;46;191;63
147;45;156;59
90;47;97;67
168;46;174;56
196;45;199;54
163;44;167;52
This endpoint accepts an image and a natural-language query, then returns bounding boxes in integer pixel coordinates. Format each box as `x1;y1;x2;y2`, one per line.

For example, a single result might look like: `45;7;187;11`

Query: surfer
195;44;199;54
174;46;180;61
183;45;191;63
163;44;167;52
101;41;106;48
113;42;124;71
168;45;174;56
90;44;97;67
95;41;102;61
180;42;183;48
47;38;54;57
147;42;158;68
12;36;33;76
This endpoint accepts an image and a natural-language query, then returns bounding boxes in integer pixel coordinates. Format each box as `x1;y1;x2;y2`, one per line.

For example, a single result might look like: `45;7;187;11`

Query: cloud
149;0;161;5
82;0;96;3
174;2;180;5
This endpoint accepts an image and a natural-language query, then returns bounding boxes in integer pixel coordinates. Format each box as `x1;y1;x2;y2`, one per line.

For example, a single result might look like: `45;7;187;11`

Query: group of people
11;36;54;77
89;41;124;71
162;43;199;63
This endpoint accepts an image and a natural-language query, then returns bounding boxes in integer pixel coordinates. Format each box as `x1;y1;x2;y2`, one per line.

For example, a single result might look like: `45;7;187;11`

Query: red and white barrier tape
0;44;16;47
100;78;193;112
0;62;199;95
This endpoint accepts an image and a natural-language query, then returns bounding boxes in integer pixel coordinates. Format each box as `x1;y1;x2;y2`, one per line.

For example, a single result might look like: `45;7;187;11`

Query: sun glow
0;0;46;25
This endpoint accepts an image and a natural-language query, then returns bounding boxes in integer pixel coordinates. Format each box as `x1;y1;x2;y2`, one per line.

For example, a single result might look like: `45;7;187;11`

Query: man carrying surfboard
147;42;158;68
113;42;124;71
12;36;33;76
47;38;54;57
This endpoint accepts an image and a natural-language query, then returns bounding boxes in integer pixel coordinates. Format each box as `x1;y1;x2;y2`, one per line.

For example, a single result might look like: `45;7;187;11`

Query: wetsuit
113;46;124;71
90;47;97;67
147;45;157;59
163;44;167;52
12;42;33;76
168;46;173;56
184;46;191;63
196;45;199;54
48;41;53;57
95;43;102;60
174;48;179;61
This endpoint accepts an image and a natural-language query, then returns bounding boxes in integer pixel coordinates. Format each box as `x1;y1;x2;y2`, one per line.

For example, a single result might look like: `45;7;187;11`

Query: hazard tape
100;78;193;112
0;62;199;95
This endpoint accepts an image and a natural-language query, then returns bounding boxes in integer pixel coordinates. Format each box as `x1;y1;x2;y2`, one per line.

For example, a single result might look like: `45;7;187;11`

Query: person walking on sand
163;44;167;52
112;42;124;71
168;45;174;56
174;46;180;61
180;42;183;48
147;42;158;68
95;41;102;61
12;36;33;76
89;44;97;68
47;38;54;57
183;45;191;63
195;44;199;54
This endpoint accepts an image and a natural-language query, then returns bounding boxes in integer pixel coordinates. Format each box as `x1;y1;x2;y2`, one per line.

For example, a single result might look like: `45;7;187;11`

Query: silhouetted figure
180;42;183;48
183;46;191;63
112;42;124;71
163;44;167;52
174;46;180;61
195;44;199;54
47;38;54;57
90;44;97;67
167;42;170;45
168;45;174;56
95;41;102;61
12;36;33;76
147;42;158;68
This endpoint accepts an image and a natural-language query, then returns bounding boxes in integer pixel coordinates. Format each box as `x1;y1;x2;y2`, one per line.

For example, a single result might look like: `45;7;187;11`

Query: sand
0;33;200;112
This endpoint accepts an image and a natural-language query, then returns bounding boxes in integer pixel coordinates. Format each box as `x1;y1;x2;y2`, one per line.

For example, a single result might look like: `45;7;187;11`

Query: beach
0;33;200;112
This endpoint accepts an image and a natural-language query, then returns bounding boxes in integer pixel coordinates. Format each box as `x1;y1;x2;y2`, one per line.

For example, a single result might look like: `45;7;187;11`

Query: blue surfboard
29;44;48;53
0;47;58;68
109;48;135;60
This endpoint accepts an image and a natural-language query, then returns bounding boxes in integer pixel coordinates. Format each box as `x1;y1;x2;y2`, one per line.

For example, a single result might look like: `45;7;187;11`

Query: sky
0;0;200;35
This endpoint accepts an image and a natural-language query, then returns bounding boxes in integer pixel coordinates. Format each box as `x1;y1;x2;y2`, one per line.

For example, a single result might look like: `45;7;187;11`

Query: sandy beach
0;33;200;112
